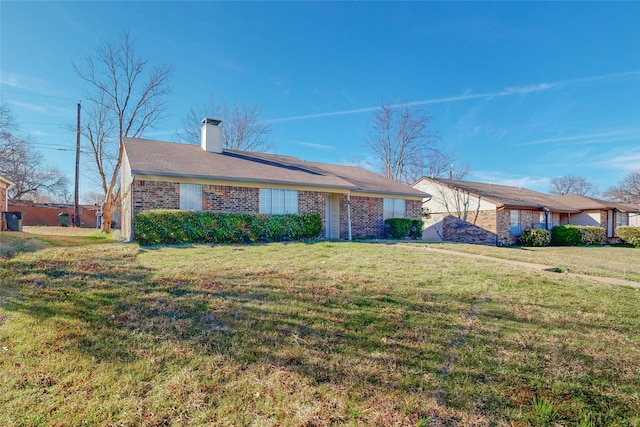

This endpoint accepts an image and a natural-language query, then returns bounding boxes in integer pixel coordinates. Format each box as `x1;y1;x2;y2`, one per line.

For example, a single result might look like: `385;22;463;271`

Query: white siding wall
413;179;497;215
413;178;497;242
570;211;601;227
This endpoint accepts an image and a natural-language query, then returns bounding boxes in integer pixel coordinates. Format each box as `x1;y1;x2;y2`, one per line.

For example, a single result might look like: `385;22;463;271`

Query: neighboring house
551;194;640;241
412;177;578;245
1;175;15;231
413;177;640;245
120;119;427;242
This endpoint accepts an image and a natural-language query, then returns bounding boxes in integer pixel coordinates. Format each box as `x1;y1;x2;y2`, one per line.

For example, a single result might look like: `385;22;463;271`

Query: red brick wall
299;191;327;235
343;196;383;238
443;210;497;245
497;209;558;245
202;185;258;213
130;179;420;240
406;199;423;220
132;181;179;212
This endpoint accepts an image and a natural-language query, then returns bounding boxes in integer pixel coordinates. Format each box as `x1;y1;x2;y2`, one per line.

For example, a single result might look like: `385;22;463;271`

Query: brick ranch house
120;119;427;242
1;175;15;231
552;194;639;238
412;177;638;245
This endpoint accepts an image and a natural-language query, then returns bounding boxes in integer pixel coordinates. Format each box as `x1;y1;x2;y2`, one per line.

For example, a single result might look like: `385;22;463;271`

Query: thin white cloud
10;101;46;112
556;70;640;86
588;146;640;171
0;72;51;92
294;141;335;150
265;84;557;124
0;75;21;88
265;70;639;124
515;130;640;147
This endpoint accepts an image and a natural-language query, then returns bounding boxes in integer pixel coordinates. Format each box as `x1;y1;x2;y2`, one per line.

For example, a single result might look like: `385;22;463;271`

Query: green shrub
616;226;640;247
409;219;424;239
133;210;322;245
519;228;551;247
551;225;605;246
385;218;422;239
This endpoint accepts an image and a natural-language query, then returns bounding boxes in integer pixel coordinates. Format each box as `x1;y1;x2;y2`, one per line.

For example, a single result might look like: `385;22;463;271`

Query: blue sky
1;1;639;198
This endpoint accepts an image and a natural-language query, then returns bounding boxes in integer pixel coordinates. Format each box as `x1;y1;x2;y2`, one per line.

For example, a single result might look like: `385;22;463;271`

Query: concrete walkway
398;244;640;289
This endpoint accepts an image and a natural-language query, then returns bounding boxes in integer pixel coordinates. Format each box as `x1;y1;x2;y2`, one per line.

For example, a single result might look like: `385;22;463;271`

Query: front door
325;194;340;239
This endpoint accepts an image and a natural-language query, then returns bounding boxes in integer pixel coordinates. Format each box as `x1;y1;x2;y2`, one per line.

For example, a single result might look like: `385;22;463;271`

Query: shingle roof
425;177;578;212
124;138;426;198
552;194;640;213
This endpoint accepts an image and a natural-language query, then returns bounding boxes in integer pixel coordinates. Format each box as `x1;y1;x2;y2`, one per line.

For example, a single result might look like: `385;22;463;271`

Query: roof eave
352;188;429;199
131;170;358;191
500;204;579;213
0;176;15;187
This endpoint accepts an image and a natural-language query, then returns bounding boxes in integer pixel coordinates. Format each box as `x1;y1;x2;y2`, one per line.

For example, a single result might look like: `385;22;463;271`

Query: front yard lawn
434;243;640;283
1;240;639;426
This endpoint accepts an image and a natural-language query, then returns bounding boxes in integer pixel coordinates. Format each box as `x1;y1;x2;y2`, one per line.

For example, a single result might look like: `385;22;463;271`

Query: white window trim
509;210;521;236
383;198;406;219
180;183;202;211
259;188;299;214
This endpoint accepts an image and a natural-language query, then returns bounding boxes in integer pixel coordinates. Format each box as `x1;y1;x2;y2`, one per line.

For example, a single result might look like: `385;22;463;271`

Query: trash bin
4;211;24;231
58;212;70;227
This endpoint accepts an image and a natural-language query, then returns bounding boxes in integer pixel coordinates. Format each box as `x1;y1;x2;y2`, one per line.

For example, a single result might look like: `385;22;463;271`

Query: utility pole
74;102;81;227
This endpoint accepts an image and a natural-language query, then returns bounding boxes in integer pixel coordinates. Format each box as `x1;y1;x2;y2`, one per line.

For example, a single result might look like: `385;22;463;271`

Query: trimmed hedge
519;228;551;247
385;218;423;240
616;226;640;247
551;225;605;246
133;210;322;245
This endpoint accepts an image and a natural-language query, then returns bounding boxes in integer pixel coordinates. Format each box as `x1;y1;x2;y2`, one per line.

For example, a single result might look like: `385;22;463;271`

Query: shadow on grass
1;243;638;424
0;245;461;421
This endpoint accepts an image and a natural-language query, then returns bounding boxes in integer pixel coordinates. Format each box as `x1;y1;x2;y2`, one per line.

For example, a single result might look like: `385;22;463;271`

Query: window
383;198;406;219
616;212;629;228
538;211;552;230
509;210;521;235
259;189;298;214
180;183;202;211
538;212;546;229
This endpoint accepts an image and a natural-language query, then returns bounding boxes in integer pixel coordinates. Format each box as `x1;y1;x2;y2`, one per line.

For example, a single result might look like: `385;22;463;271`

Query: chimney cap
202;118;221;126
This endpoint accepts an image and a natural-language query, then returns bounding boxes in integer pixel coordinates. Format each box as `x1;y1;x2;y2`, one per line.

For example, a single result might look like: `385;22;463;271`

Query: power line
2;88;79;102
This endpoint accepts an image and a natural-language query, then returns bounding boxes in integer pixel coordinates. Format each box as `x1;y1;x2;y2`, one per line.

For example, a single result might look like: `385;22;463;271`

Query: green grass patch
434;243;640;283
0;242;639;425
1;227;114;259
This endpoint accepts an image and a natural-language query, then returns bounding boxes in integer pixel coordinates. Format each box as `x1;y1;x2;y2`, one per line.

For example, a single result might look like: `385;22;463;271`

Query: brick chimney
201;118;223;153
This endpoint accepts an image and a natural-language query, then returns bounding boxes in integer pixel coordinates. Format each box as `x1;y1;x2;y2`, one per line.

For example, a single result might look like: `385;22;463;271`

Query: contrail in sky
264;70;640;124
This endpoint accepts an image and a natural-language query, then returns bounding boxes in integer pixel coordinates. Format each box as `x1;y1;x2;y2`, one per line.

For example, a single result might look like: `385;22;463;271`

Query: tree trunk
101;192;116;234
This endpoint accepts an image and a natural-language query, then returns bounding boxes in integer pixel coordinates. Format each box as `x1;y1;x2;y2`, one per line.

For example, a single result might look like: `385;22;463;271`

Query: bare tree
74;30;172;233
365;100;468;183
0;103;69;200
82;191;106;206
603;170;640;203
548;175;598;196
180;97;272;151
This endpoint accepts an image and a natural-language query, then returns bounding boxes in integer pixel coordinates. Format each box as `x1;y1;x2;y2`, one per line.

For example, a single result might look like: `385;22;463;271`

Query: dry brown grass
1;240;639;426
434;243;640;282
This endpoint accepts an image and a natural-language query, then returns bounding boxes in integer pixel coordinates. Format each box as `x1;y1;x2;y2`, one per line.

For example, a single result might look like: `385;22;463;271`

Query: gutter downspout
128;173;135;242
347;193;352;241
